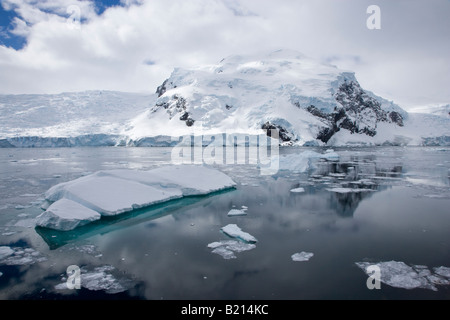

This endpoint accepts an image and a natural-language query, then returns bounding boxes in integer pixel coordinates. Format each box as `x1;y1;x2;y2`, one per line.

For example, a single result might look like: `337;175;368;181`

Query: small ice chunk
0;246;14;260
211;246;236;259
433;266;450;279
355;261;450;291
55;265;131;294
35;199;101;231
220;224;257;243
81;266;128;294
290;187;305;193
227;209;247;216
15;205;31;210
291;252;314;262
208;240;256;259
0;246;46;266
328;173;346;178
326;187;375;193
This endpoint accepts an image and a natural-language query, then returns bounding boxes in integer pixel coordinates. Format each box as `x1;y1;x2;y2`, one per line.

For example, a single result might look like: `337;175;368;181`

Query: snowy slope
410;104;450;118
0;90;154;143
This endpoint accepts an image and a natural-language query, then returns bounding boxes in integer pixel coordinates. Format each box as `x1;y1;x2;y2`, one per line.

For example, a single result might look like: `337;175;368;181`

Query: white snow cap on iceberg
35;199;101;231
38;165;236;231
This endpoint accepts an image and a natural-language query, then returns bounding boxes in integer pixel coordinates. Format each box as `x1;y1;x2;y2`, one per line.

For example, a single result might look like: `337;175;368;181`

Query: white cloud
0;0;449;110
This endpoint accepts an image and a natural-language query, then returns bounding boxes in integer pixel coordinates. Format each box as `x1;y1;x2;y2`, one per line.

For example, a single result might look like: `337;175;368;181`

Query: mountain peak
131;49;406;145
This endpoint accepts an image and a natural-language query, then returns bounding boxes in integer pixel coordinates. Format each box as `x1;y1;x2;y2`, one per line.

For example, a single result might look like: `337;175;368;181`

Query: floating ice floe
207;240;256;259
227;208;247;216
291;252;314;262
36;165;236;231
355;261;450;291
0;246;46;266
55;265;132;294
221;224;258;243
2;232;16;236
290;187;305;193
421;193;450;200
326;187;375;194
0;246;14;260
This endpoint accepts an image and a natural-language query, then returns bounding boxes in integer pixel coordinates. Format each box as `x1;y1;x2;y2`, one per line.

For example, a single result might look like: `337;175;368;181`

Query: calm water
0;146;449;300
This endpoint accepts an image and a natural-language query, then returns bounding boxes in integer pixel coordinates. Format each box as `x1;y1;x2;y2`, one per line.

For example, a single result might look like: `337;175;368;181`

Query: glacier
0;50;449;147
36;165;236;231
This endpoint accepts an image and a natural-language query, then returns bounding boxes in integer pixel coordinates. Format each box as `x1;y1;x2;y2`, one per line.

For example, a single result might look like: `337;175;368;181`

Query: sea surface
0;146;449;299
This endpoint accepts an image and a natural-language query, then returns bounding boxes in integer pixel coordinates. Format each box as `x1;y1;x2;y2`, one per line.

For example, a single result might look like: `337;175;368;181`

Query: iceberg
37;165;236;231
290;187;305;193
291;252;314;262
220;224;257;243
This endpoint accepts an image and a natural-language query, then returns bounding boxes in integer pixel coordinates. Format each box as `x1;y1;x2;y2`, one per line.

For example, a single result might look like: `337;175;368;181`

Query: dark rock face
152;91;195;127
304;80;404;143
389;111;404;127
261;122;293;142
156;79;177;98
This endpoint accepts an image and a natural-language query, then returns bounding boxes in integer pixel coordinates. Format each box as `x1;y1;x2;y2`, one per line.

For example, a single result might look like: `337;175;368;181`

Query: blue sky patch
0;0;124;50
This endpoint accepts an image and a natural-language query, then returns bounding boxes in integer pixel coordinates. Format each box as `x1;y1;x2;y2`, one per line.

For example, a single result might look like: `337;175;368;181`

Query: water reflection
2;147;450;300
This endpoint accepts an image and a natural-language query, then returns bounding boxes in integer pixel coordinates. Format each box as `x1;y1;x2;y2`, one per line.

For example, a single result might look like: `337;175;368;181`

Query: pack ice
356;261;450;291
36;165;236;231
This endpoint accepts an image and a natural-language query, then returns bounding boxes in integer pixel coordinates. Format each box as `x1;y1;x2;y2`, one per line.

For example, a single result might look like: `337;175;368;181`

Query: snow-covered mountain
124;49;448;146
1;50;449;147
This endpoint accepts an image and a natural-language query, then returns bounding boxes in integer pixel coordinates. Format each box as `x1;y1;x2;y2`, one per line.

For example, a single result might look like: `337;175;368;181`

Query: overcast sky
0;0;449;111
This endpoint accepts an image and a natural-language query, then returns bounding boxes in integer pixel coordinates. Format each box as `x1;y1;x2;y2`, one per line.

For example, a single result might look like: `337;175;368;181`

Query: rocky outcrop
302;80;404;143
